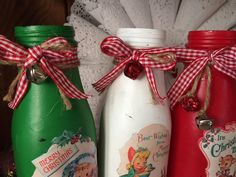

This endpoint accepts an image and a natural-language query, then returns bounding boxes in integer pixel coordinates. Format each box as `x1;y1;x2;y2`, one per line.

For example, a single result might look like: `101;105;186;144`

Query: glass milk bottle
168;30;236;177
99;28;172;177
11;26;97;177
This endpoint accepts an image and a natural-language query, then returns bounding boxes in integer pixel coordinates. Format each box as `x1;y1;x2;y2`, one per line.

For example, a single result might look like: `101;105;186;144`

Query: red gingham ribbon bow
93;36;176;101
168;46;236;109
0;35;89;109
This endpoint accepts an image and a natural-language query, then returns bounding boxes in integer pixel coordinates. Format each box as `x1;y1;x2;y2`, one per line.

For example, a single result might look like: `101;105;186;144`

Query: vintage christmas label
199;122;236;177
118;124;170;177
32;130;97;177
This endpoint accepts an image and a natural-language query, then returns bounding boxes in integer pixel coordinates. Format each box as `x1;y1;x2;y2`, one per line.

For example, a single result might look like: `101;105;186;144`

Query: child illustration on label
32;130;97;177
199;123;236;177
120;147;155;177
62;153;97;177
216;155;236;177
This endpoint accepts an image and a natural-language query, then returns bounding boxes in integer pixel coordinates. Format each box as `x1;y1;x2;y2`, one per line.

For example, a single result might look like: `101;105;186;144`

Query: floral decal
52;130;90;147
202;128;221;148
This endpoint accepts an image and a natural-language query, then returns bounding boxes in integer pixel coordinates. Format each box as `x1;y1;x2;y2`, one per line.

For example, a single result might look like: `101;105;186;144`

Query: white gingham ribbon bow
0;35;89;109
93;36;176;101
168;46;236;109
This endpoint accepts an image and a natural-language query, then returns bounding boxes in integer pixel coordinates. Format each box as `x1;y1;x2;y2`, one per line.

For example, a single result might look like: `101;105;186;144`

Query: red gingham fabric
0;35;89;109
168;46;236;109
92;36;176;101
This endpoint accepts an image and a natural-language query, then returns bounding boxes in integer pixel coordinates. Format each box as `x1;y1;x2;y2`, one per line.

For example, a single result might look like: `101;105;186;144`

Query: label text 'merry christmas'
39;148;73;173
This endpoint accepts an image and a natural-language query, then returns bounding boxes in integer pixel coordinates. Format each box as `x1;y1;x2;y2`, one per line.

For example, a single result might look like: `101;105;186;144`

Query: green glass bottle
12;26;97;177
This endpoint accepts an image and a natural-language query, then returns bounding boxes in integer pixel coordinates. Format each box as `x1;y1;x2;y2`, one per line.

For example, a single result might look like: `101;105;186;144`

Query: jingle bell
124;60;143;80
195;114;214;130
181;96;200;112
26;65;48;84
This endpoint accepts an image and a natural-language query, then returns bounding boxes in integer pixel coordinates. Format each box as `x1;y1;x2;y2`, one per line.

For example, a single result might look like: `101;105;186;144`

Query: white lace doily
85;0;135;34
120;0;153;28
70;0;100;26
67;14;114;135
149;0;181;45
198;0;236;30
150;0;180;29
67;0;236;137
174;0;226;31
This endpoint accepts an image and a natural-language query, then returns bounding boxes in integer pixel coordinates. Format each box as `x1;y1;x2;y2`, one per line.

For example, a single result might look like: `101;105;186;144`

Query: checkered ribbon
92;36;176;101
168;46;236;109
0;35;89;109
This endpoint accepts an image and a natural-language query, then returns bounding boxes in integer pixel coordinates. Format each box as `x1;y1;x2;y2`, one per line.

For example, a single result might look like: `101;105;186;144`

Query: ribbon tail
167;58;208;109
40;58;89;99
145;67;165;102
8;70;29;109
92;59;130;92
214;62;236;80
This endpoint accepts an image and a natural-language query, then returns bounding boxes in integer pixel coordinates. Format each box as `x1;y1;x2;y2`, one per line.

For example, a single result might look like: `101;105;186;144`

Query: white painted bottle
98;28;171;177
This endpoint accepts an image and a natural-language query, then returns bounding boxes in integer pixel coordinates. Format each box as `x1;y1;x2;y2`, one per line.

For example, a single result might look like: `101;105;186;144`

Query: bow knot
0;35;89;109
206;47;226;65
93;36;176;101
168;46;236;109
25;46;43;68
131;50;143;61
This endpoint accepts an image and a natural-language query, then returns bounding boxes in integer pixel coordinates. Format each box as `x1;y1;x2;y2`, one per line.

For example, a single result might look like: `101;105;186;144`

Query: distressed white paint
101;28;171;177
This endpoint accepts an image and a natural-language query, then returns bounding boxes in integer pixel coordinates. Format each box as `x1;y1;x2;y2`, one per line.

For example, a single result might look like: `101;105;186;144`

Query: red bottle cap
186;30;236;50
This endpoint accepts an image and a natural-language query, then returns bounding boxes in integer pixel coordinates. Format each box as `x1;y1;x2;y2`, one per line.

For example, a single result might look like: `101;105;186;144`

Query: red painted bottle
168;31;236;177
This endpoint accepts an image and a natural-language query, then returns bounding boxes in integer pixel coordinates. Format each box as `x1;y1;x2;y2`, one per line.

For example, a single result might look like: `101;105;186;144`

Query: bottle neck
14;25;76;47
186;30;236;50
117;28;166;49
14;26;81;85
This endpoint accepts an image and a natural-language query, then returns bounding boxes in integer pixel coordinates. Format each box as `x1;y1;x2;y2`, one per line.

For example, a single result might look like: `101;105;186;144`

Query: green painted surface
12;26;96;177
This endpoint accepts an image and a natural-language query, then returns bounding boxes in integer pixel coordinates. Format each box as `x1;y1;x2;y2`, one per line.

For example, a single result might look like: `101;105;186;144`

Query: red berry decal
181;96;200;112
124;60;143;80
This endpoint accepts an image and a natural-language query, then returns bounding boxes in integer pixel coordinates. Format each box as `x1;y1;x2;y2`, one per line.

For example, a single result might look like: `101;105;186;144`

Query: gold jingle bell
26;65;48;84
195;114;214;130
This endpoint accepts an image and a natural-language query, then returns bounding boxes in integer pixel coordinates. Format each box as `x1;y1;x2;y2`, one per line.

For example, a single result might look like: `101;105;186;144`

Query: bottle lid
188;30;236;40
14;25;76;47
117;28;166;48
187;30;236;49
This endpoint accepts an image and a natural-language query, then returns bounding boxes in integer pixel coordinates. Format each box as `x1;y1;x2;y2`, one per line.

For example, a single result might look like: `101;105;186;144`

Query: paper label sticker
199;122;236;177
32;130;97;177
118;124;170;177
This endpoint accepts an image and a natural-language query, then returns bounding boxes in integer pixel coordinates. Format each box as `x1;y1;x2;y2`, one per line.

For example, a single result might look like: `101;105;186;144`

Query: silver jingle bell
26;65;48;84
195;114;214;130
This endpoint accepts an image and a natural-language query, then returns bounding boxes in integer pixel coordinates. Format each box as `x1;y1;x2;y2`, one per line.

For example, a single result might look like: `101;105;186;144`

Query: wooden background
0;0;74;174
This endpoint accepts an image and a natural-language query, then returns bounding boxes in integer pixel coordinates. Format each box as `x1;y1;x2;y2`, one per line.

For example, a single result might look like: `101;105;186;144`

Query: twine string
178;69;203;101
3;69;24;102
0;36;87;109
93;36;177;102
198;66;212;116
